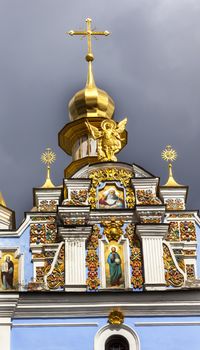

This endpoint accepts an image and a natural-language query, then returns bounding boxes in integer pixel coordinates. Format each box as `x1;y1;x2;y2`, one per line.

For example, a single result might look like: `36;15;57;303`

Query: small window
105;335;129;350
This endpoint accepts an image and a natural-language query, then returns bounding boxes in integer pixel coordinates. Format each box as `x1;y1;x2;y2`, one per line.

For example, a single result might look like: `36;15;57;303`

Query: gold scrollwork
30;222;57;244
108;310;124;325
101;217;124;242
163;243;184;287
166;222;180;241
44;245;65;289
186;264;195;280
180;221;196;241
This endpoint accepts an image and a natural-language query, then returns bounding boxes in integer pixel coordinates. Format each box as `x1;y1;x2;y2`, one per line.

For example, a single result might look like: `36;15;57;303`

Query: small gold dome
68;62;115;121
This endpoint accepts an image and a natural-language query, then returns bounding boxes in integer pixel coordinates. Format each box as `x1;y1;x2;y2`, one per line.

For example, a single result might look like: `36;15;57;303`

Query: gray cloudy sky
0;0;200;225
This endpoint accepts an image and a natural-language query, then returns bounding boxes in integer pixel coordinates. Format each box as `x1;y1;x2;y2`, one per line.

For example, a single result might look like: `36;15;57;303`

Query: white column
0;294;19;350
0;318;11;350
137;225;168;291
65;238;87;291
59;227;92;292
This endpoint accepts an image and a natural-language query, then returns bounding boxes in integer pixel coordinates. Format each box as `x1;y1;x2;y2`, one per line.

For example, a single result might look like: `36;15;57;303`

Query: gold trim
64;156;99;178
59;117;105;155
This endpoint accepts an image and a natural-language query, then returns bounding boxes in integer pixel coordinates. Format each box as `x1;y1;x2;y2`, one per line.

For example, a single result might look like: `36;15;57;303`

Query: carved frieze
63;189;88;206
165;198;184;211
64;217;86;226
38;200;58;212
136;189;161;205
140;216;161;224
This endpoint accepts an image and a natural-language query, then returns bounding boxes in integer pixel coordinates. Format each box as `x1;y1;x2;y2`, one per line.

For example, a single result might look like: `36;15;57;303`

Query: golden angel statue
85;118;127;161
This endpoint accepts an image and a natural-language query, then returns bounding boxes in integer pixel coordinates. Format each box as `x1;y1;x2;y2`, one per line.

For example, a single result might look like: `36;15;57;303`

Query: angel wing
85;121;102;139
116;117;127;134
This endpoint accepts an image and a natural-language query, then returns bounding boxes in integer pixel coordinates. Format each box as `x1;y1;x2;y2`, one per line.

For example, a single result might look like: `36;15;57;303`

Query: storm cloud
0;0;200;225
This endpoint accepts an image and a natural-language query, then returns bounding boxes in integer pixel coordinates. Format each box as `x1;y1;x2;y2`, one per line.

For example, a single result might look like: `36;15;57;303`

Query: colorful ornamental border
125;223;143;289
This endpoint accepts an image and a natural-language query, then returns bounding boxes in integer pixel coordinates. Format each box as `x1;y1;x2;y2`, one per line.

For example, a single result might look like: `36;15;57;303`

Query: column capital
136;224;169;240
59;226;92;240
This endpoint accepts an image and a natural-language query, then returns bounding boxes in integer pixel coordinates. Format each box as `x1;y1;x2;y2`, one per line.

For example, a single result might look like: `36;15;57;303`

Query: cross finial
68;18;110;62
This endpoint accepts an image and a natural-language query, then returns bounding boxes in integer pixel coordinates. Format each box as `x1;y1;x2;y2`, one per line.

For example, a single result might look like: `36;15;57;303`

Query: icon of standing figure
1;256;14;289
107;247;122;287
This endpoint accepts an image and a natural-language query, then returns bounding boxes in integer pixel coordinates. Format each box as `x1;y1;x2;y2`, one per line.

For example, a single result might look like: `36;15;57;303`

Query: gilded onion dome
68;58;115;121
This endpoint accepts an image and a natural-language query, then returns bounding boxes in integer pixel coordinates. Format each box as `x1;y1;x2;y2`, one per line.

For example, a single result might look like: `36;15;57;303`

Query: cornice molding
0;294;19;318
10;291;200;318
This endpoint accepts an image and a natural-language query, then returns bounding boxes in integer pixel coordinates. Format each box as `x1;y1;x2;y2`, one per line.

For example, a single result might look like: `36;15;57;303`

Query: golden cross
68;18;110;61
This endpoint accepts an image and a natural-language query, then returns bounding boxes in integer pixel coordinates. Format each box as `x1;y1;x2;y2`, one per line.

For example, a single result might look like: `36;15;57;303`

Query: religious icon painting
0;252;19;291
98;182;125;209
105;241;125;289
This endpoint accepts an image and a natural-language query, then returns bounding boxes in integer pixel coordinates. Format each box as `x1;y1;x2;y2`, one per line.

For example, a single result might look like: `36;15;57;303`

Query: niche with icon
0;250;20;290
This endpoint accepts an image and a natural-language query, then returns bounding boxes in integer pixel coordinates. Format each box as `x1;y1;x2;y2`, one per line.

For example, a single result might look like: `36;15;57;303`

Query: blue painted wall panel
11;316;200;350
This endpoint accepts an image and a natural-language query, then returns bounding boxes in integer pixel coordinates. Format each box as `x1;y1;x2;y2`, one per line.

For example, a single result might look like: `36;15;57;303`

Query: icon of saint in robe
1;256;14;290
107;247;122;286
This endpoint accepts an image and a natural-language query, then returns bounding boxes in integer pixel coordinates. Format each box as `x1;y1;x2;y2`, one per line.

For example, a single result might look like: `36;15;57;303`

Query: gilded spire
40;148;56;188
161;145;183;187
0;192;6;207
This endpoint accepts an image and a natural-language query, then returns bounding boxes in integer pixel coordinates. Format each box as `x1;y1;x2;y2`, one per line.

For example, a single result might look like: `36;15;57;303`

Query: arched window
94;324;140;350
105;335;129;350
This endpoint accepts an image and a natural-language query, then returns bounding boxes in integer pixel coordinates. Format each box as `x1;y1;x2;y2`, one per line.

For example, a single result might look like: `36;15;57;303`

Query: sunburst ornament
161;145;177;163
161;145;182;187
40;148;56;188
41;148;56;166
